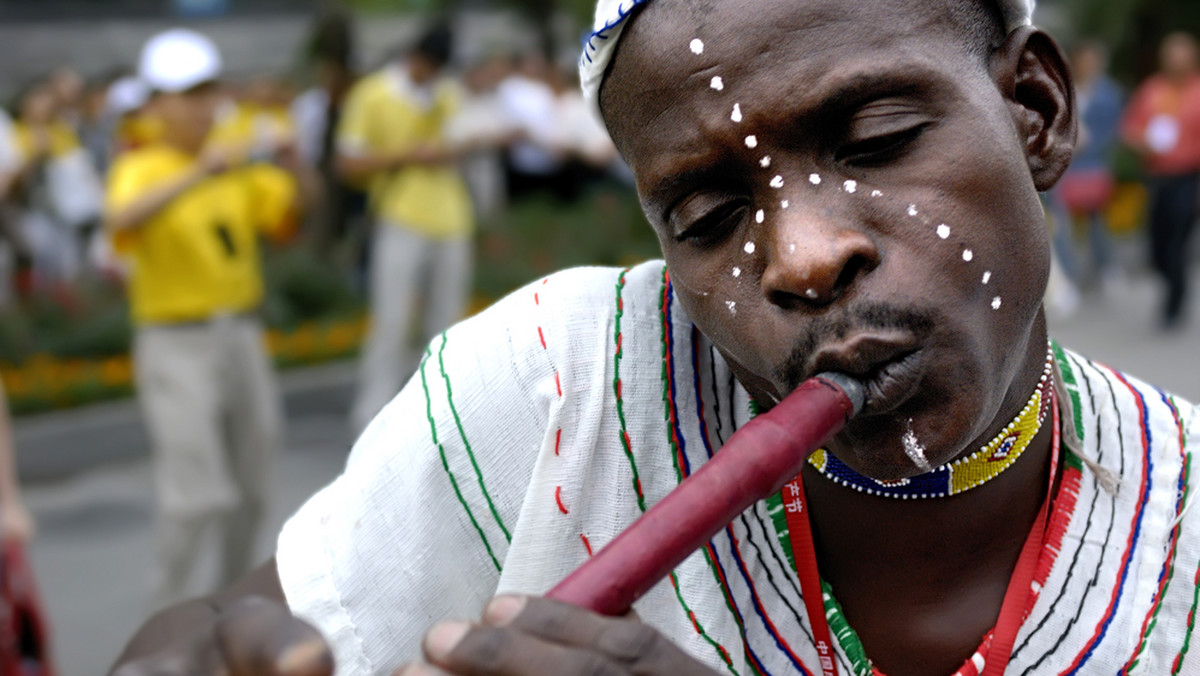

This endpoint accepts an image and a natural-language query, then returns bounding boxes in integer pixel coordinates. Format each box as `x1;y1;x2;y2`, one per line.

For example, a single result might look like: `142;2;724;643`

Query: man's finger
480;596;670;665
214;598;335;676
421;620;626;676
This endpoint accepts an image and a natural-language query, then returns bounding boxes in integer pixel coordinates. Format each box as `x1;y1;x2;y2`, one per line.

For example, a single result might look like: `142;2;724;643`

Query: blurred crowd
0;13;637;640
0;24;1198;333
1047;30;1200;331
0;19;627;310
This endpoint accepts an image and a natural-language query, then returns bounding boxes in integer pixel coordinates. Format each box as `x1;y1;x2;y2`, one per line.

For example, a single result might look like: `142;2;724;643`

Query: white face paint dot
759;155;771;168
754;210;764;224
962;249;974;262
805;288;819;299
690;39;705;55
744;241;756;253
745;135;758;148
982;271;992;285
936;224;951;240
710;76;724;90
809;173;822;185
789;243;796;253
871;189;883;197
843;180;857;193
769;175;784;189
781;200;790;209
732;266;741;278
991;296;1002;310
907;204;919;217
726;300;737;314
731;104;742;123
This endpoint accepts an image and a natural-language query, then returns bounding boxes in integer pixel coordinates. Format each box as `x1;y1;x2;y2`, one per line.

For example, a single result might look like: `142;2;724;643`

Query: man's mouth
799;335;925;416
857;349;924;415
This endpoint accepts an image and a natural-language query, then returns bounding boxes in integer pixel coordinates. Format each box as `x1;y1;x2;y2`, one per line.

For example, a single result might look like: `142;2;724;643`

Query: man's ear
990;26;1077;191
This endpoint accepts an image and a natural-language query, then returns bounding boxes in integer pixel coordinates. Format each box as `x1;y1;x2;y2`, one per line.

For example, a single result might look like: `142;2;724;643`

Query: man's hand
402;144;457;167
110;597;334;676
396;596;721;676
200;143;251;176
0;498;34;543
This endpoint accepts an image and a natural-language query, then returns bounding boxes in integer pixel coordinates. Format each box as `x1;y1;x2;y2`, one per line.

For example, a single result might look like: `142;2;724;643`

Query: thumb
215;598;335;676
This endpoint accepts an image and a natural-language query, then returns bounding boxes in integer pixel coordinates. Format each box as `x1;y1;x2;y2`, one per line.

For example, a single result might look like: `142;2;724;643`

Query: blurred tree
342;0;596;60
1057;0;1200;84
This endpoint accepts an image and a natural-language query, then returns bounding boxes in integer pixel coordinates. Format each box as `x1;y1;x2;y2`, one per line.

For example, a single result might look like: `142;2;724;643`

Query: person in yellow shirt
337;22;475;431
104;28;313;609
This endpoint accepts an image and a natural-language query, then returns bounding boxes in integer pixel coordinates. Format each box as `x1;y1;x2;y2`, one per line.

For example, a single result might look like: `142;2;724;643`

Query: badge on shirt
1146;114;1181;154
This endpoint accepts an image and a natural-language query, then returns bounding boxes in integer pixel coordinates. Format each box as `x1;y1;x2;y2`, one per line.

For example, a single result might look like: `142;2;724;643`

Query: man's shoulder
1054;345;1197;457
462;261;665;339
1057;345;1195;409
106;146;190;203
346;70;396;106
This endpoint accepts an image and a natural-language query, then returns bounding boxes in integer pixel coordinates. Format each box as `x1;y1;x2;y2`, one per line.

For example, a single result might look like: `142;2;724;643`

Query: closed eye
673;200;749;245
836;123;930;166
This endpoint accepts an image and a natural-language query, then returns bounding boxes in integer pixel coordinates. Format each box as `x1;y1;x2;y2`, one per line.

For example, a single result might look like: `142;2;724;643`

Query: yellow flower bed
1;315;368;414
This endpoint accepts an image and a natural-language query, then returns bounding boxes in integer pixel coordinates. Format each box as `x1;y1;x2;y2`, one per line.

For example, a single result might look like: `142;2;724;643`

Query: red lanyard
779;392;1060;676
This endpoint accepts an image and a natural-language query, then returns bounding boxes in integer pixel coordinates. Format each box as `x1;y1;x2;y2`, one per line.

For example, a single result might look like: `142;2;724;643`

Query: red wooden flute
547;373;865;616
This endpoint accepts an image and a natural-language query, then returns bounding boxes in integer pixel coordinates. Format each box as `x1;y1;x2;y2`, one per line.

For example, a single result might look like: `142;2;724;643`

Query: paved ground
18;263;1200;675
21;363;358;675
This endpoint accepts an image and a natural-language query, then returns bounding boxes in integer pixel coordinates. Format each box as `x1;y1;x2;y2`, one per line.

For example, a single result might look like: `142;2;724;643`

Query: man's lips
857;349;924;415
801;334;924;416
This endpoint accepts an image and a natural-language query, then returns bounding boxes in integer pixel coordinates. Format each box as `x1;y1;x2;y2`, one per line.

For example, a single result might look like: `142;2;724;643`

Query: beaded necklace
806;347;1055;499
814;390;1064;676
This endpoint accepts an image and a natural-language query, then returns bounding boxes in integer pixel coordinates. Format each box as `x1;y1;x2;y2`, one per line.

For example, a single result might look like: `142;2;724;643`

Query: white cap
106;76;150;116
138;28;222;93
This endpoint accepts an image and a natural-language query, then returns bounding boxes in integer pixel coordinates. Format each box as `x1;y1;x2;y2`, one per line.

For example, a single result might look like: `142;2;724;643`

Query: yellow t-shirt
106;145;298;325
338;67;473;239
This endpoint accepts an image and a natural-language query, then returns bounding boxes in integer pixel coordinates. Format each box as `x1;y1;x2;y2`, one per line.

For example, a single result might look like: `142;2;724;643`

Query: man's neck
804;414;1053;587
800;336;1057;674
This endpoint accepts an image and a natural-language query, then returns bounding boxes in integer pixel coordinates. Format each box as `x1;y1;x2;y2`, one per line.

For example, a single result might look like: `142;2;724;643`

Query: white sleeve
277;279;559;675
0;112;20;175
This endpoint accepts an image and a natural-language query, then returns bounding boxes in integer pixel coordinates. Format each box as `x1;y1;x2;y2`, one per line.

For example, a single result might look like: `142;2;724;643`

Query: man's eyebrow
640;164;732;223
807;68;934;117
637;65;941;218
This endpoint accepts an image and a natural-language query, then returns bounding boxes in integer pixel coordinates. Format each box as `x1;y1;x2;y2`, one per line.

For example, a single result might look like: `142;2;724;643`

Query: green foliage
261;245;365;330
0;186;658;413
0;283;131;363
1056;0;1200;84
343;0;442;11
474;184;660;300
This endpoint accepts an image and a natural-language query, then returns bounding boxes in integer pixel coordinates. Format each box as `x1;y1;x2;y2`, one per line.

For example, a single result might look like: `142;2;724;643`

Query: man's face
1071;46;1104;83
152;83;220;152
602;0;1067;480
1161;34;1199;80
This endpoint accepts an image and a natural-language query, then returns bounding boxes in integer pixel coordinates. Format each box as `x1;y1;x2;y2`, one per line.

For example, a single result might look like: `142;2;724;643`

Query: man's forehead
581;0;1034;114
601;0;980;161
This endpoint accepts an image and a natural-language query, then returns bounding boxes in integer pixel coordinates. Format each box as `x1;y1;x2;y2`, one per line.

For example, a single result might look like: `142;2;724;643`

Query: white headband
580;0;1035;116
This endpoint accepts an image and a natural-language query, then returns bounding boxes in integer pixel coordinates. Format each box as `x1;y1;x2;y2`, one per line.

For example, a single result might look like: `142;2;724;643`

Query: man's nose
759;205;880;308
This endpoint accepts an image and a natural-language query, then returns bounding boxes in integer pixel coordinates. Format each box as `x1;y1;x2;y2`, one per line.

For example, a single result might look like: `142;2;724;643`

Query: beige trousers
350;223;471;432
134;315;282;610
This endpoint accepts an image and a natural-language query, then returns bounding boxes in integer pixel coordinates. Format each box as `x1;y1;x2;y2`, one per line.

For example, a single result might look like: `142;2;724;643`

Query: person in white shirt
111;1;1200;675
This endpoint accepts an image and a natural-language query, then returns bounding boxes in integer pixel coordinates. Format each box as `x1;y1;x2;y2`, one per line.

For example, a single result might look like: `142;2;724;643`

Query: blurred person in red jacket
1121;31;1200;329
